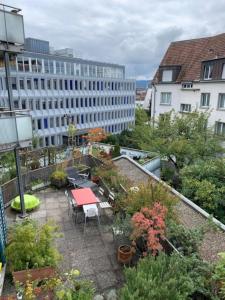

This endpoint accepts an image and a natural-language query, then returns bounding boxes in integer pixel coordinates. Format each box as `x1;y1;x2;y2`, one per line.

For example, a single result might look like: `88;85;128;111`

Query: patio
4;187;124;297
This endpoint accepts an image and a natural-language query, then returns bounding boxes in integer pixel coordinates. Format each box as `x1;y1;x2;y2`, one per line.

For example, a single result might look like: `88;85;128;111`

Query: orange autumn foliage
84;128;107;143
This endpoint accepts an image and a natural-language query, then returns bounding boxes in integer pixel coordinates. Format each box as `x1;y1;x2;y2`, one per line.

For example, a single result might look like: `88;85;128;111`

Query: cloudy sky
4;0;225;79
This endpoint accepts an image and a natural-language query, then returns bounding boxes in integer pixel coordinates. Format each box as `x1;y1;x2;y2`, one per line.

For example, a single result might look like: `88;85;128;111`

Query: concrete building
152;33;225;133
0;38;135;147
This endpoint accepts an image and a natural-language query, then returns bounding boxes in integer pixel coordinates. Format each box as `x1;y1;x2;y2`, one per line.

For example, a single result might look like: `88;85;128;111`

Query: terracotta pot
91;175;100;184
117;245;132;264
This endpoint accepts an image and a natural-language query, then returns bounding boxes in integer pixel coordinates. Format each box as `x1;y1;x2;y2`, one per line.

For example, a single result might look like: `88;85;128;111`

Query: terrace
4;187;123;297
1;153;225;298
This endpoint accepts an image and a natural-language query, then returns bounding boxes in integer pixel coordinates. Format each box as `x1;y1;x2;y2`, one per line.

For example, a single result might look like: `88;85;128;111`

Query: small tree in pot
50;169;67;189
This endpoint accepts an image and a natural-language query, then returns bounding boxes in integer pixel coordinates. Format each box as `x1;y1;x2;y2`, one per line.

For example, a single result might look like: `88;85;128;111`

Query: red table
71;188;99;206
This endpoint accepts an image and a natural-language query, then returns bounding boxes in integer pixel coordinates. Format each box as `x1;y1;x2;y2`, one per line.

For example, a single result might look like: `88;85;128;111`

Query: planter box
13;266;56;285
31;181;50;192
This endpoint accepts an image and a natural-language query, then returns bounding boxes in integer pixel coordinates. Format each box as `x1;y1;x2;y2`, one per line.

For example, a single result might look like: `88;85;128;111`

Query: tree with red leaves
84;128;107;143
131;202;167;256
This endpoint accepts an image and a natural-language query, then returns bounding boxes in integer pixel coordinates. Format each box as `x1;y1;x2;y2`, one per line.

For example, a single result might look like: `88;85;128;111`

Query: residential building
152;33;225;133
0;38;135;147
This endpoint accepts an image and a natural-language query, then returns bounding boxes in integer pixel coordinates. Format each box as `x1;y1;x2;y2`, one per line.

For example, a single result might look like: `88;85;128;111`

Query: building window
203;64;213;80
218;94;225;109
200;93;210;107
222;64;225;79
162;70;172;82
160;92;171;105
180;103;191;112
182;82;193;89
19;79;24;90
215;121;225;135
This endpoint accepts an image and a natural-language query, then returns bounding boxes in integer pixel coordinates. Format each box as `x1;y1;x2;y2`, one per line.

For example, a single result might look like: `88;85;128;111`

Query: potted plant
50;169;67;188
131;202;167;256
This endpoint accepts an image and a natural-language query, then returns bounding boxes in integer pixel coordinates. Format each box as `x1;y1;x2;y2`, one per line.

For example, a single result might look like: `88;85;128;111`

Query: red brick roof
153;33;225;83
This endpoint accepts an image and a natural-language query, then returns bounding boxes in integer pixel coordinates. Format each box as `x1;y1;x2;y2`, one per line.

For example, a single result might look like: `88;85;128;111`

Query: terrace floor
4;187;124;298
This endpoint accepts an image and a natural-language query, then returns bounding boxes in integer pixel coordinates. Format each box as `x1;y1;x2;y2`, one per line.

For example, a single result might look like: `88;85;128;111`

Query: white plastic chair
83;204;100;234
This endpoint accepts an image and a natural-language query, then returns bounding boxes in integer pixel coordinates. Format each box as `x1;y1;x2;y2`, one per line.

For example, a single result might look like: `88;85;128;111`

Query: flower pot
91;175;100;184
117;245;132;264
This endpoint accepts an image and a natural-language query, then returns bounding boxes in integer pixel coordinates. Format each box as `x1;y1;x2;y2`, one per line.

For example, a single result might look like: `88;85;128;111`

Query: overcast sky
4;0;225;79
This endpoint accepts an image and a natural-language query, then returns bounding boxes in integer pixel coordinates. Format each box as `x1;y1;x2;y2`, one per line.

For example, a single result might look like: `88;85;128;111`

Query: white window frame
162;70;173;82
218;94;225;109
182;82;193;89
180;103;191;112
200;93;210;108
203;64;213;80
160;92;171;105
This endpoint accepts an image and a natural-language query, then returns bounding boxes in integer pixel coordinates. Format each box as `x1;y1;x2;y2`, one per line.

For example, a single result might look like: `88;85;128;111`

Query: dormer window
203;64;213;80
162;70;172;82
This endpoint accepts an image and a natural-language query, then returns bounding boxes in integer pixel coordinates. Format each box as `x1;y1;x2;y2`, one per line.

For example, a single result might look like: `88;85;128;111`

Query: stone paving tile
91;255;112;272
87;244;108;259
109;254;122;271
45;202;60;210
72;258;95;276
46;208;62;216
96;271;118;291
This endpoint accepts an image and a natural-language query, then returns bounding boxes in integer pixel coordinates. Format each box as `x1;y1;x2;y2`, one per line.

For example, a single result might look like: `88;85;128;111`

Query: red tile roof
153;33;225;83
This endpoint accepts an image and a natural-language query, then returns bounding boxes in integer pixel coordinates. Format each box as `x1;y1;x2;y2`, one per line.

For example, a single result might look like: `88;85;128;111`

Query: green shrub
120;252;214;300
166;221;204;256
50;169;67;188
5;219;61;272
119;182;177;220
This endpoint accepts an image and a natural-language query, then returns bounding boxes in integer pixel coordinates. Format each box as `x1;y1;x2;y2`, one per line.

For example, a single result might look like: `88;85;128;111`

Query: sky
4;0;225;80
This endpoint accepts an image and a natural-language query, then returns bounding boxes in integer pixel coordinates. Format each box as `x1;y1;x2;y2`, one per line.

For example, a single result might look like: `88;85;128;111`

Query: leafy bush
120;252;214;300
131;203;167;256
119;182;177;220
213;252;225;299
5;219;61;272
50;169;67;188
181;159;225;222
166;221;204;256
112;144;121;158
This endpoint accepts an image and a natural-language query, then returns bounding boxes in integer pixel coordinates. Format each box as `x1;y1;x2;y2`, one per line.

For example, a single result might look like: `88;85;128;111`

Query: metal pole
4;51;27;218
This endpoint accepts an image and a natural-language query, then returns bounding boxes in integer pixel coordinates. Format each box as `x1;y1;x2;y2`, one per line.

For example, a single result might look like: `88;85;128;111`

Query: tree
132;111;224;173
135;107;149;126
67;123;77;147
84;128;107;143
180;158;225;222
112;144;120;158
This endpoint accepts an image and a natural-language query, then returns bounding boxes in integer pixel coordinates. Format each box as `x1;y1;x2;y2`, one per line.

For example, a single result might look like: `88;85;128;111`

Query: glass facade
0;51;135;148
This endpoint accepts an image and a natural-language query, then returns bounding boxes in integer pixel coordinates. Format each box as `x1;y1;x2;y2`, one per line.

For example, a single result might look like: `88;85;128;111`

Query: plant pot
91;175;100;184
117;245;132;264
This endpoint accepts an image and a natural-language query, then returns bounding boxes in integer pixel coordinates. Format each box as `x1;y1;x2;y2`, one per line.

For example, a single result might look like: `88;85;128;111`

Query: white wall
152;82;225;127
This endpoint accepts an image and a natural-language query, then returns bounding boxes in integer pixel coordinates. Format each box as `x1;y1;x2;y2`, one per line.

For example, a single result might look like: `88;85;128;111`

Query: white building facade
0;38;136;147
152;33;225;134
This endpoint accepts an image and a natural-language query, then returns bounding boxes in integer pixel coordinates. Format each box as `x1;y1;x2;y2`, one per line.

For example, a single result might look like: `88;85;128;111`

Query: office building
0;38;135;147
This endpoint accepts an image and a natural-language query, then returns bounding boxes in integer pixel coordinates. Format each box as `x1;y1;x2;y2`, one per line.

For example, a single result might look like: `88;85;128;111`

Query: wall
152;81;225;126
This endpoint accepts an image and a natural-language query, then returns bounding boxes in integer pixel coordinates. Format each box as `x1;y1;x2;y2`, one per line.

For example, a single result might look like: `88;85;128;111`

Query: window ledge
160;103;171;106
217;108;225;111
200;106;210;109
